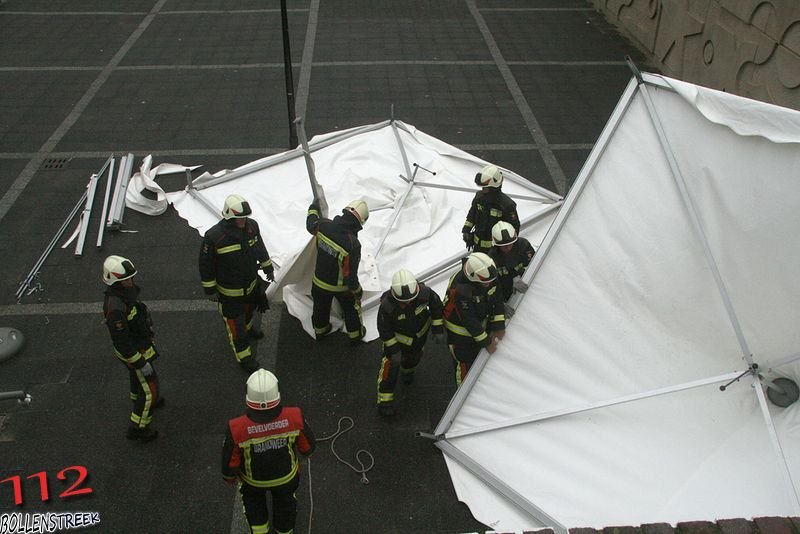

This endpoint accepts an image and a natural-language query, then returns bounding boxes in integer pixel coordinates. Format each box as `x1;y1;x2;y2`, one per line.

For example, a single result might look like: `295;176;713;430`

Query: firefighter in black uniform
199;194;273;373
222;369;316;534
488;221;536;301
443;252;506;387
376;269;444;416
102;255;163;441
462;164;520;253
306;199;369;344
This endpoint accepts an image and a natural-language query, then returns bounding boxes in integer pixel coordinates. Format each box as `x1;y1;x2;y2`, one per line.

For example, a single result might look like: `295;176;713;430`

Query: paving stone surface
2;1;787;534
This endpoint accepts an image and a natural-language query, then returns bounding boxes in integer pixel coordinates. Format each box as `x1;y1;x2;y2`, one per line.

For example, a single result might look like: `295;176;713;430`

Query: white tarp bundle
153;120;562;341
434;73;800;532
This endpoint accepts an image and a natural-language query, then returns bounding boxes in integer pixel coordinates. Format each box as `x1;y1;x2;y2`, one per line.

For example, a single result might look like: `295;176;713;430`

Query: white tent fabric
434;74;800;532
150;121;562;341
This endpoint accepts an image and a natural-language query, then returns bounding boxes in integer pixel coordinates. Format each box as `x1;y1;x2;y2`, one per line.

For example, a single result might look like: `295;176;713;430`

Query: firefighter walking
222;369;316;534
102;255;163;441
199;194;273;373
376;269;444;416
306;199;369;344
443;252;506;386
488;221;535;301
462;164;520;253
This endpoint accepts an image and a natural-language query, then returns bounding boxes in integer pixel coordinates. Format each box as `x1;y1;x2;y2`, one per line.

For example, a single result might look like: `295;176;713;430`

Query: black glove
262;267;275;283
462;232;473;250
256;278;270;312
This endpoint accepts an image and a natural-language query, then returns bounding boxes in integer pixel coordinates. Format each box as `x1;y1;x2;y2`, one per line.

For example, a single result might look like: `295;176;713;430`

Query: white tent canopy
433;73;800;532
151;120;562;341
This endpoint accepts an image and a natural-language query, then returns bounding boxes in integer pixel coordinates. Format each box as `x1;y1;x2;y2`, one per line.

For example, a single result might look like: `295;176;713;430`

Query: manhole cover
41;157;70;170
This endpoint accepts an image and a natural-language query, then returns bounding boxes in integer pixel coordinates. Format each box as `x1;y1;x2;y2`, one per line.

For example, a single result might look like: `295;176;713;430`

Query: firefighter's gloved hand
262;267;275;283
513;278;528;293
140;362;154;377
462;232;473;250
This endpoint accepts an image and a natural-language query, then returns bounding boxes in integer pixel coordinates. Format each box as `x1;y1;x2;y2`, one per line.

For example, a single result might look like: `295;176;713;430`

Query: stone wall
590;0;800;111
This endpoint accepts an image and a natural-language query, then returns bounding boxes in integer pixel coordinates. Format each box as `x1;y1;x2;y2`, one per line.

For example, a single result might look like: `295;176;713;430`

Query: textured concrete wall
590;0;800;111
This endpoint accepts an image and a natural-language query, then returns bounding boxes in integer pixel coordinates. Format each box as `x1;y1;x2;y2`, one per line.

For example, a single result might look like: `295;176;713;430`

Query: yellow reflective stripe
487;286;497;295
444;320;470;336
490;314;505;323
217;244;242;254
416;317;432;337
463;221;474;229
378;392;394;403
317;233;347;257
394;333;413;346
201;280;216;288
127;307;137;320
217;285;244;297
478;238;493;248
308;208;319;217
141;346;156;359
250;523;269;534
383;337;398;347
474;331;489;343
489;208;502;217
431;318;444;326
115;349;142;366
260;259;273;268
216;279;259;297
312;276;348;292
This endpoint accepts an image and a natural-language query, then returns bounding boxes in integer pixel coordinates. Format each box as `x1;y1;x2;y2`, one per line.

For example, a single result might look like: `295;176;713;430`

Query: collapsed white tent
159;120;562;341
432;72;800;532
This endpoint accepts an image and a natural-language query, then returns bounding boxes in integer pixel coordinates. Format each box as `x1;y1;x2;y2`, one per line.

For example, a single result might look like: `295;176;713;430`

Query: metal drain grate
40;157;70;170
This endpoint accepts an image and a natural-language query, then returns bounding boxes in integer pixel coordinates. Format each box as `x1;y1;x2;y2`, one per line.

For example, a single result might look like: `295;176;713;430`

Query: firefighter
462;164;520;253
222;369;316;534
199;194;273;373
306;199;369;344
488;221;535;301
443;252;506;387
376;269;444;417
102;255;163;441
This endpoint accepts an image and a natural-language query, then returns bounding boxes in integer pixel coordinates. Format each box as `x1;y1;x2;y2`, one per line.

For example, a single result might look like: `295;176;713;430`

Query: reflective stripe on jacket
442;270;505;346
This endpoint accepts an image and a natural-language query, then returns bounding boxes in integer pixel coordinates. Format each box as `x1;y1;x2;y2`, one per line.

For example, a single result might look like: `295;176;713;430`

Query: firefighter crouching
462;164;520;253
443;252;506;387
488;221;535;301
376;270;444;417
306;199;369;344
199;194;273;373
222;370;316;534
102;255;163;441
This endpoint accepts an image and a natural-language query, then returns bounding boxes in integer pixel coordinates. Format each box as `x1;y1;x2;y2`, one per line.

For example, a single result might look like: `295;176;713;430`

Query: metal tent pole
95;156;115;248
435;440;568;534
631;61;800;511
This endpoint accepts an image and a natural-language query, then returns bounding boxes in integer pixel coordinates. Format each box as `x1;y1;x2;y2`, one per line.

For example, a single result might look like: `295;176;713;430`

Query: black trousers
448;344;482;387
311;285;363;340
240;474;300;534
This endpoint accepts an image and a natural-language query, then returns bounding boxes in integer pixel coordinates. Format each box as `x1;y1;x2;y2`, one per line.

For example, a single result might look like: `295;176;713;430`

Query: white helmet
492;221;517;246
222;194;252;220
344;199;369;226
391;269;419;302
246;369;281;410
102;255;137;286
474;164;503;188
463;252;498;283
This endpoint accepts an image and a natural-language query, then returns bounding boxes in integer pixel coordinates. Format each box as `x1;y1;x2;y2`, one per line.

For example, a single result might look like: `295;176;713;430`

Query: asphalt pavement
0;1;650;533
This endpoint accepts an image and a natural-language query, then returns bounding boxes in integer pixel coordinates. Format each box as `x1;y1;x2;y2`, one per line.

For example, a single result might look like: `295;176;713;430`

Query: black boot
126;426;158;442
239;357;261;374
377;403;396;417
